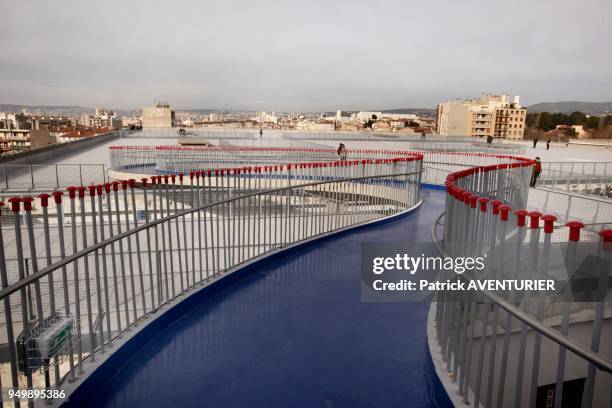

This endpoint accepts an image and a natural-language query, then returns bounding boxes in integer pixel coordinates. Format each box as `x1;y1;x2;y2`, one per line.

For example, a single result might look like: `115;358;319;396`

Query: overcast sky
1;0;611;111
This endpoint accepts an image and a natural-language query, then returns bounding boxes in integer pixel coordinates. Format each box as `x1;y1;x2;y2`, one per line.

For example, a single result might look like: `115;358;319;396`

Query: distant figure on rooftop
260;128;263;139
533;138;538;148
530;157;542;187
546;138;551;150
337;143;347;161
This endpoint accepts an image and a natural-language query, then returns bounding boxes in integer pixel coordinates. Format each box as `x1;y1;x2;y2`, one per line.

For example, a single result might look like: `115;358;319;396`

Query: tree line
526;111;612;131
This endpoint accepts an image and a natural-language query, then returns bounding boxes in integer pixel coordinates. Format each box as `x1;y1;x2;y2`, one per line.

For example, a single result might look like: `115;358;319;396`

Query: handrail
431;212;612;373
0;169;423;301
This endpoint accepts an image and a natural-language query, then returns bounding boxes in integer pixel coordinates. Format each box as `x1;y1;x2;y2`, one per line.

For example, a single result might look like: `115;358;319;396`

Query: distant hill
379;108;435;116
174;109;226;114
527;101;612;115
0;104;94;116
0;104;139;117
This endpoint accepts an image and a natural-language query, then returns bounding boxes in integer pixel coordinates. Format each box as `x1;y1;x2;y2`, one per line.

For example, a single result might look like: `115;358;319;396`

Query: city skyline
1;0;611;111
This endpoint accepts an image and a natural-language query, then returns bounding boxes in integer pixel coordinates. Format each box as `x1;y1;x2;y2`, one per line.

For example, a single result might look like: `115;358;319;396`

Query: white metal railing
434;158;612;407
0;154;423;400
0;164;108;194
538;161;612;198
529;187;612;232
1;141;610;407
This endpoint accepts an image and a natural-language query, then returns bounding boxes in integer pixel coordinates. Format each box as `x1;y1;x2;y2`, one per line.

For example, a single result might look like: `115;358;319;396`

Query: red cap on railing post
491;199;502;215
566;221;585;241
462;191;471;205
96;184;103;195
104;182;111;193
541;214;557;234
499;205;511;221
141;178;148;187
67;186;77;199
528;211;542;229
52;191;63;204
128;179;135;188
599;229;612;252
77;186;86;198
8;197;20;213
112;181;120;191
179;173;184;182
453;188;462;201
38;193;50;207
514;209;528;227
22;196;34;212
469;194;478;209
478;197;489;212
88;185;97;196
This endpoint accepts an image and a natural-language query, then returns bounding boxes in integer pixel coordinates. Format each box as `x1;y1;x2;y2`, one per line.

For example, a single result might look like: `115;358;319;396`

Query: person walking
259;128;263;139
533;138;538;148
546;138;551;150
530;157;542;187
337;143;347;161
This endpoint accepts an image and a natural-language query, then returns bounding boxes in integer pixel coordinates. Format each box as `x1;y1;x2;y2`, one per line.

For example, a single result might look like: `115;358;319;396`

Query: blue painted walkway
85;189;452;408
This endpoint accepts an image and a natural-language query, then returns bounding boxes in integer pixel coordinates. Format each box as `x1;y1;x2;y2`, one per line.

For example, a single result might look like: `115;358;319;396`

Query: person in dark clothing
546;138;551;150
259;128;263;138
337;143;347;161
533;138;538;148
530;157;542;187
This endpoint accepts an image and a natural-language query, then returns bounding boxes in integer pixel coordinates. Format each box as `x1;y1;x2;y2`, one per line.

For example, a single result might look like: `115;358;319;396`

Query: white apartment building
436;94;526;139
82;107;122;129
257;112;279;124
95;106;111;117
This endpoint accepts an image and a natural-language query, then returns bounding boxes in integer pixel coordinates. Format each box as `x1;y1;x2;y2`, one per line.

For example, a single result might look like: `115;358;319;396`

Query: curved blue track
84;189;452;408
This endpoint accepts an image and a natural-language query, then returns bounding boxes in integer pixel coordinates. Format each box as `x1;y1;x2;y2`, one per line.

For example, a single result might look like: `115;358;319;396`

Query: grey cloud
1;0;611;111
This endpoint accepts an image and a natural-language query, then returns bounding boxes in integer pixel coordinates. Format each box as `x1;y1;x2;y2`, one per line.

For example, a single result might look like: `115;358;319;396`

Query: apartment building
81;107;122;129
142;100;175;128
436;94;526;139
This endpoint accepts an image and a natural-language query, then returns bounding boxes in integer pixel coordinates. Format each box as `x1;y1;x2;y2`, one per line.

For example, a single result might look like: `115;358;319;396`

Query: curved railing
2;142;610;407
108;145;529;192
109;145;423;176
433;157;612;407
0;152;423;399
